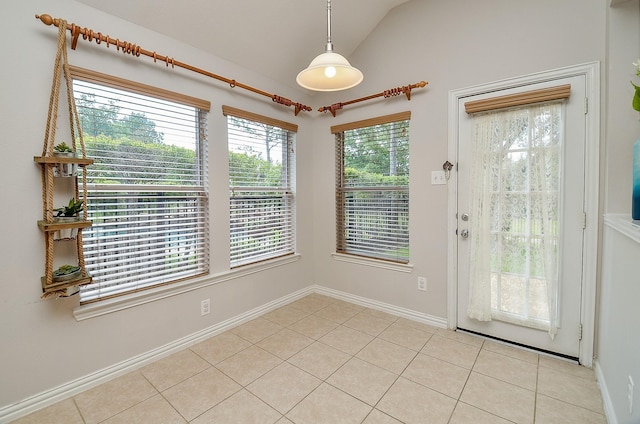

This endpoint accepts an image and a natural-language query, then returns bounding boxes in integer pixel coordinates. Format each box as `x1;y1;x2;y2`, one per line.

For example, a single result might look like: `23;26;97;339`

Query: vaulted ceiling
75;0;410;91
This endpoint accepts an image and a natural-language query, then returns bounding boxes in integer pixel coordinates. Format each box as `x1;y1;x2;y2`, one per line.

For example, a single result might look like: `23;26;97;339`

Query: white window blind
224;106;296;267
334;112;410;263
71;67;210;302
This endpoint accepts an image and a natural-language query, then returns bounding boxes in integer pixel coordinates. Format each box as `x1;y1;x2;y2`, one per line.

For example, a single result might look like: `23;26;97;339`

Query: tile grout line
469;350;539;393
533;353;540;423
273;303;406;422
447;338;485;424
192;334;283;422
70;397;87;424
235;300;337;422
16;294;604;423
365;340;421;419
280;301;458;423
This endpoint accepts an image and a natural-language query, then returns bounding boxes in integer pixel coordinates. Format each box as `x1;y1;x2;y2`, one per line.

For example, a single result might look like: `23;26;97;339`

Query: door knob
461;213;469;221
460;229;469;238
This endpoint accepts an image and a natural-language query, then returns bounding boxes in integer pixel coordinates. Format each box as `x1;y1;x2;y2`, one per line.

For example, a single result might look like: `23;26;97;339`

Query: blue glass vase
634;138;640;220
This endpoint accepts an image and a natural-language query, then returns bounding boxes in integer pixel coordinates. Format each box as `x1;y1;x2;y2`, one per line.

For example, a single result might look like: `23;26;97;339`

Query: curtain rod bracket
272;95;312;116
319;81;427;117
318;103;344;117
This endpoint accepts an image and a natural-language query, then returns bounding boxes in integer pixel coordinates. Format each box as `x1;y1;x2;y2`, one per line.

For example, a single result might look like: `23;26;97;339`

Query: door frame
446;62;600;366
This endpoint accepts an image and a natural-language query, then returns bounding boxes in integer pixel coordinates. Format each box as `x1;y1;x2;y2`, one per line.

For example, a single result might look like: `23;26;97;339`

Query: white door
456;75;586;358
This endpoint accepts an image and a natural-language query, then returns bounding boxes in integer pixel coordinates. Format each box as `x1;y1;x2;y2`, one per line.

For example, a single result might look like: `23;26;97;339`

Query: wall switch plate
418;276;427;291
431;171;446;185
201;298;210;316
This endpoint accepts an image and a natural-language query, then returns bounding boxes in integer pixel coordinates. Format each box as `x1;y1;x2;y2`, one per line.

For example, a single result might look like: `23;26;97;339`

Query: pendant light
296;0;363;91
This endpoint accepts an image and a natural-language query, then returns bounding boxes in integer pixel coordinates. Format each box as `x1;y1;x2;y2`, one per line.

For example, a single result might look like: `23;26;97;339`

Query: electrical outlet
201;298;210;316
417;276;427;291
431;171;446;185
629;375;634;414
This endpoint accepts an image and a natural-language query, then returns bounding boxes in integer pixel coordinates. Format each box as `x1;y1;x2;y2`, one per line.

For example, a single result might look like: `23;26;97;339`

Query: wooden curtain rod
35;14;312;116
319;81;428;117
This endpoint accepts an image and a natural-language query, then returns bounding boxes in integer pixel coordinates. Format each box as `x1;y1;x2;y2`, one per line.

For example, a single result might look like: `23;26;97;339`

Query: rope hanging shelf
319;81;428;117
35;18;93;299
35;14;313;116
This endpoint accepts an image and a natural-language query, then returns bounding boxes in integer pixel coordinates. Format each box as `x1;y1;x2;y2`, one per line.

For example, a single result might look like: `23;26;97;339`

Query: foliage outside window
71;68;209;302
334;112;410;263
224;106;296;267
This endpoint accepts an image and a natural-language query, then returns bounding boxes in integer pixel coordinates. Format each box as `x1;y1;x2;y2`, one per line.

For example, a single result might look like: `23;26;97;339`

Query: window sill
73;254;302;321
331;252;413;273
604;214;640;245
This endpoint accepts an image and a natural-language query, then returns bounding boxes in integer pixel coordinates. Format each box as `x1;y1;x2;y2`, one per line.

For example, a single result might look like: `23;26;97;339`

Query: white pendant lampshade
296;0;363;91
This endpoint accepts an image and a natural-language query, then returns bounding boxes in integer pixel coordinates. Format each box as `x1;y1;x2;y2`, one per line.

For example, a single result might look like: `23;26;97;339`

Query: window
223;106;296;267
71;67;210;302
333;112;411;263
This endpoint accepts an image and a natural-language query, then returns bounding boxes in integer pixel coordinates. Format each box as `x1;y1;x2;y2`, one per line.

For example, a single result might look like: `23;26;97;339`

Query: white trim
610;0;632;6
447;92;460;330
1;284;443;422
595;359;618;424
74;254;301;321
447;62;600;366
1;286;313;423
578;61;600;368
604;214;640;244
331;252;414;273
314;285;447;328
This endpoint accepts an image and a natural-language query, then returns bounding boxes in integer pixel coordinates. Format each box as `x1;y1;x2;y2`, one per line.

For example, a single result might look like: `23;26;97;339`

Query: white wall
598;216;640;424
0;0;315;412
599;3;640;423
3;0;637;420
312;0;607;321
605;0;640;214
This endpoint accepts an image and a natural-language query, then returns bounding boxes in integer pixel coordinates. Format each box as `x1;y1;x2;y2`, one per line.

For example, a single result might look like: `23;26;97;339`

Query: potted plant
52;142;77;177
53;197;84;240
52;264;81;283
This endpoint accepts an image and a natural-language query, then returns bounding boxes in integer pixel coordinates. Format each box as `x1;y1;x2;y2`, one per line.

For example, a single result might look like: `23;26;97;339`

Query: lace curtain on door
467;103;562;339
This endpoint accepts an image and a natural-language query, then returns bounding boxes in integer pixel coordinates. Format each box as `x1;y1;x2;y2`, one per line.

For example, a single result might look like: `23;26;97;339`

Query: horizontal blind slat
74;72;209;302
331;111;411;134
222;105;298;132
227;112;296;267
464;84;571;114
70;65;211;111
336;116;410;263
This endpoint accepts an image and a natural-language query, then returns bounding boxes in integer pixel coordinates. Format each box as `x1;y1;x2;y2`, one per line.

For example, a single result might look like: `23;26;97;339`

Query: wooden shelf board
41;275;92;293
38;220;92;232
34;156;94;166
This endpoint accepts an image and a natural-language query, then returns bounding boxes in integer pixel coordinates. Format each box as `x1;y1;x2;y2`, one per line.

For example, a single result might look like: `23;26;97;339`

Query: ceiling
75;0;410;92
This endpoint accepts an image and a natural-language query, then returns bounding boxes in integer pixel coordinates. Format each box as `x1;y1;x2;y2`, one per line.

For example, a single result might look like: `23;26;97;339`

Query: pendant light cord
326;0;333;51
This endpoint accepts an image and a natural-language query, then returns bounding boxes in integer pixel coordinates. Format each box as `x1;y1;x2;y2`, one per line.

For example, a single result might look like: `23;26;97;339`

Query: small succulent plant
55;198;84;217
53;264;80;277
53;142;73;153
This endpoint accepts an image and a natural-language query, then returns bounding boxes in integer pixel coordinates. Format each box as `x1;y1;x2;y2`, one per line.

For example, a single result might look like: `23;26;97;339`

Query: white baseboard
594;359;617;424
0;285;444;423
313;285;448;329
0;287;313;423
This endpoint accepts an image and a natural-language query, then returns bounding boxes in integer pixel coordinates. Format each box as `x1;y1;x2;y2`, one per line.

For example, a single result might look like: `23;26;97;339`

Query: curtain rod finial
36;14;54;26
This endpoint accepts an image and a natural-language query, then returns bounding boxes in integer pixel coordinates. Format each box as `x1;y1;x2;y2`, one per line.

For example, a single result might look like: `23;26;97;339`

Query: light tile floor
14;294;607;424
